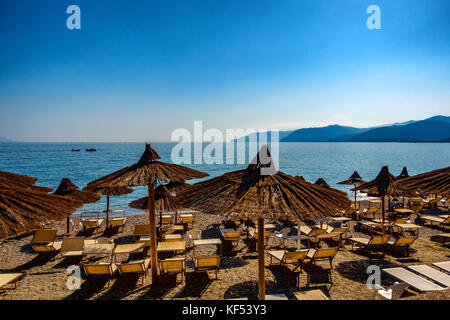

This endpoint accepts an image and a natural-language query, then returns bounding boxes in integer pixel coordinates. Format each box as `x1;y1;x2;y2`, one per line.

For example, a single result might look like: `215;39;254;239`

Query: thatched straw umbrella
0;184;83;238
83;185;134;228
397;166;449;198
53;178;101;233
177;145;351;300
397;167;409;179
0;170;53;193
128;185;183;214
337;171;366;204
352;166;415;235
314;178;330;188
165;180;191;195
83;143;208;283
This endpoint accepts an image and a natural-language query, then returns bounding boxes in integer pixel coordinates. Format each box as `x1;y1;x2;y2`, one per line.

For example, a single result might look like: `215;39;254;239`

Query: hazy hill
281;125;368;142
349;120;450;142
234;130;294;142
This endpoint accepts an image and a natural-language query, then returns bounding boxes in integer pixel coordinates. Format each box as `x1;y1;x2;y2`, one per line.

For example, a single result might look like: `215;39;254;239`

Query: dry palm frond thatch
396;166;450;197
129;185;183;213
53;178;100;203
314;178;330;188
0;185;83;238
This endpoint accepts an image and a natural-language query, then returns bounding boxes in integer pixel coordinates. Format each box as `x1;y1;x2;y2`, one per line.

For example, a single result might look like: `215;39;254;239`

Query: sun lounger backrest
285;250;308;262
61;237;85;252
224;231;241;240
83;264;113;275
133;224;151;236
310;228;326;237
394;218;408;224
369;236;390;245
332;227;348;233
81;211;100;219
160;259;184;272
394;236;417;246
313;248;338;259
32;229;57;243
161;215;173;224
181;215;194;223
118;261;146;274
195;256;220;268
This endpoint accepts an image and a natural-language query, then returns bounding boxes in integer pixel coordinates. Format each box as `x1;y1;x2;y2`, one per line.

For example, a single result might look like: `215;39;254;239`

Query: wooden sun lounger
80;212;104;231
194;256;220;279
0;273;23;290
117;257;151;285
349;235;389;255
59;237;85;258
294;289;330;300
436;233;450;245
383;267;445;292
268;249;309;271
297;225;326;237
83;262;117;287
407;265;450;288
306;247;338;269
159;257;186;283
31;229;62;254
421;215;450;229
386;236;417;256
432;261;450;273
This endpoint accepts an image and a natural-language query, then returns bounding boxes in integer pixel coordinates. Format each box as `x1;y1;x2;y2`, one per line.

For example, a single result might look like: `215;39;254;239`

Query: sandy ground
0;203;449;300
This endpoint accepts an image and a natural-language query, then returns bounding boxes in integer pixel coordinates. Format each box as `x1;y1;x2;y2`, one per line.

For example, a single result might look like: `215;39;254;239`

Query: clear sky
0;0;449;142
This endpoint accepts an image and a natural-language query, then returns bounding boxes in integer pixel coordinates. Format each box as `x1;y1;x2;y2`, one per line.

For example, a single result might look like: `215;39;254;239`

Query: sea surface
0;142;449;216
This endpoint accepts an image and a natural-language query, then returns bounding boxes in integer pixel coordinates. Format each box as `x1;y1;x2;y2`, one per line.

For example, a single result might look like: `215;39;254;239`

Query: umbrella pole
148;184;158;283
258;217;265;300
66;216;70;234
381;195;385;236
106;195;110;229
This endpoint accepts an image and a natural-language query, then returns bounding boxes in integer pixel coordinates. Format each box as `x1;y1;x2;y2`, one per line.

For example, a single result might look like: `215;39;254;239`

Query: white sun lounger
407;265;450;288
383;267;445;292
432;261;450;273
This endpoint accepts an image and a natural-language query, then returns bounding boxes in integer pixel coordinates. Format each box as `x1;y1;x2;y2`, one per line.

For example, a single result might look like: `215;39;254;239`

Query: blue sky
0;0;449;142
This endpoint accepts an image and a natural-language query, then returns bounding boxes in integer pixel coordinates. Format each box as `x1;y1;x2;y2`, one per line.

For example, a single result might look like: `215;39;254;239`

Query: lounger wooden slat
294;289;330;300
383;267;445;292
0;273;23;290
407;265;450;288
432;261;450;273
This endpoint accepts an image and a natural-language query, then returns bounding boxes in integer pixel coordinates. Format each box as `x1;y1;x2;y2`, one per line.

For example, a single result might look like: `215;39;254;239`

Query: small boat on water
71;149;80;152
86;148;97;152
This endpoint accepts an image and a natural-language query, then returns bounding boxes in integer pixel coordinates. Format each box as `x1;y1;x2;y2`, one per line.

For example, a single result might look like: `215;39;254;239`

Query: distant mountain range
235;115;450;142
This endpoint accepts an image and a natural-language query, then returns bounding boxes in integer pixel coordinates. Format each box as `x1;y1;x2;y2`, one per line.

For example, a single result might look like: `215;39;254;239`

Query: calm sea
0;142;449;216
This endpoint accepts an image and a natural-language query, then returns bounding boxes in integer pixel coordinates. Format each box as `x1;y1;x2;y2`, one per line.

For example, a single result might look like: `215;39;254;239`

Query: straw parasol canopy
396;167;409;179
337;170;366;204
54;178;100;203
352;166;416;234
165;180;191;195
129;185;183;213
53;178;101;233
0;170;53;193
84;143;208;282
0;184;83;239
177;145;351;299
314;178;330;188
82;185;134;228
397;166;450;197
